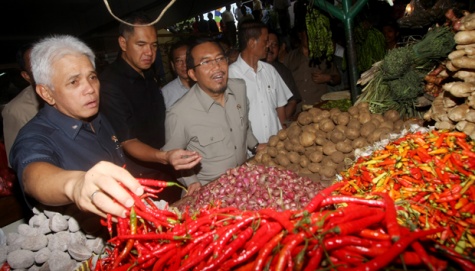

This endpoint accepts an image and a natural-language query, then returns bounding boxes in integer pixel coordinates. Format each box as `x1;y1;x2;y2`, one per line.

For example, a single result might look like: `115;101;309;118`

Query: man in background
2;43;42;166
99;13;200;202
229;20;292;144
266;31;301;124
162;40;193;109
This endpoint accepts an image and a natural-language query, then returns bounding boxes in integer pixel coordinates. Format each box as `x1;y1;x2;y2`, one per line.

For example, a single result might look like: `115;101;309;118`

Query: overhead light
405;2;414;16
0;72;6;77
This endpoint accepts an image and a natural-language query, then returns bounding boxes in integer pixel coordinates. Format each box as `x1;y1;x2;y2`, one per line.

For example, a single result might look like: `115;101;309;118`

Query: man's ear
20;71;33;85
118;36;127;52
36;85;55;105
187;69;197;82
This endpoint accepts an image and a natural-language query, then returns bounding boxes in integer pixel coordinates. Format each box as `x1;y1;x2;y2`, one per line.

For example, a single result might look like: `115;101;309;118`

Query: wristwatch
250;143;259;155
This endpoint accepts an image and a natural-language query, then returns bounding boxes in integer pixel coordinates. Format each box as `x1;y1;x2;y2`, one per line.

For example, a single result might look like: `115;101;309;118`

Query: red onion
174;163;326;212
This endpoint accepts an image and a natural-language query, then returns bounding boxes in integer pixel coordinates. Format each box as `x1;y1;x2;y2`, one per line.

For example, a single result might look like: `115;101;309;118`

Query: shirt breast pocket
197;128;225;148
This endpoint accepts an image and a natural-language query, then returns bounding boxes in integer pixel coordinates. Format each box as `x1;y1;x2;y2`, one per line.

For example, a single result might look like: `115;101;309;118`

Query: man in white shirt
229;20;292;144
161;40;193;108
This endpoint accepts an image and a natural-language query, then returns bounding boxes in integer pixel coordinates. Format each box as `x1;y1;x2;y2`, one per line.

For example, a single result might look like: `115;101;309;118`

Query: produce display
335;128;475;259
92;180;473;270
172;164;326;213
354;21;386;74
305;6;333;63
356;25;455;118
250;102;415;183
424;11;475;139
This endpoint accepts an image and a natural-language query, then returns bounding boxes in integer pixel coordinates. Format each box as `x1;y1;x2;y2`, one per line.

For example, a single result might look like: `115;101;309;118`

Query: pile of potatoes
250;102;416;182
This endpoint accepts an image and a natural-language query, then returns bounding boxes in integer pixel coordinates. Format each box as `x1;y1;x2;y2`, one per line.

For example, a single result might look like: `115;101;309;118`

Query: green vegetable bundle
357;26;456;119
306;7;333;63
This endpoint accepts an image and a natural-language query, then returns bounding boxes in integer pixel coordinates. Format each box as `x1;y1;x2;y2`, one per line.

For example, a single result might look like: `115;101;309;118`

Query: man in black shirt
99;13;201;202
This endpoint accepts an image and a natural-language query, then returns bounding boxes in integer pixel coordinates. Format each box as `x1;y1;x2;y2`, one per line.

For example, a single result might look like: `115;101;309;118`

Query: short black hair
168;39;190;62
119;12;155;38
238;19;267;51
186;37;224;71
16;43;34;71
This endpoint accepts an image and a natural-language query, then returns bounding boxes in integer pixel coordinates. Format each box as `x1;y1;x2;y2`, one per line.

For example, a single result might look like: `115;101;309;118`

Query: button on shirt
161;77;189;109
10;105;125;188
162;78;258;185
229;55;293;143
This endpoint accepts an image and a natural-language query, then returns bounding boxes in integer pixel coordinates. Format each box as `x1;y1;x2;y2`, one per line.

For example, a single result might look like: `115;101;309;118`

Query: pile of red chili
336;129;475;259
93;179;474;270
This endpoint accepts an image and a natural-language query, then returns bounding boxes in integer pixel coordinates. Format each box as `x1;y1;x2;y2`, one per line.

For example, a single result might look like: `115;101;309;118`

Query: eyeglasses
192;56;228;69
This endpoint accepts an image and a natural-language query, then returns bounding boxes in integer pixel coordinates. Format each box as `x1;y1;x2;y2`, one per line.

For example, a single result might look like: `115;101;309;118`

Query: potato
322;141;337;156
287;125;302;138
368;127;391;143
308;107;322;117
345;127;360;140
297;111;313;125
334;124;347;134
261;153;272;164
276;154;290;167
394;119;404;131
276;140;285;150
330;151;344;164
254;150;264;163
358;112;372;124
288;151;300;164
293;144;306;154
352;138;368;149
267;146;278;158
268;135;280;147
347;119;361;130
277;129;288;140
379;120;394;130
336;140;353;153
299;131;316;147
372;114;385;124
320;110;331;119
299;168;312;175
308;151;324;163
315;136;328;146
302;124;317;135
319;119;335;133
357;102;370;111
290;136;300;146
347;105;359;116
299;156;310;168
383;109;400;122
320;167;336;179
306;163;321;173
329;129;345;143
360;122;376;138
288;164;300;173
336;112;350;126
284;139;294;152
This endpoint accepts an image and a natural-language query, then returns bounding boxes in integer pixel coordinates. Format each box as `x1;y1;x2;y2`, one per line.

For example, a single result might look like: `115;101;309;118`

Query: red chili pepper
302;246;323;271
435;243;475;271
411;241;435;270
331;248;366;266
374;192;401;242
323;235;373;251
395;251;422;265
202;227;254;271
320;196;385;208
304;182;343;213
222;222;282;269
252;231;285;271
358;229;391;241
344;245;387;258
409;167;422;180
330;211;385;236
325;206;380;230
112;207;137;269
151;246;178;271
348;228;443;271
212;215;256;256
259;208;294;232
